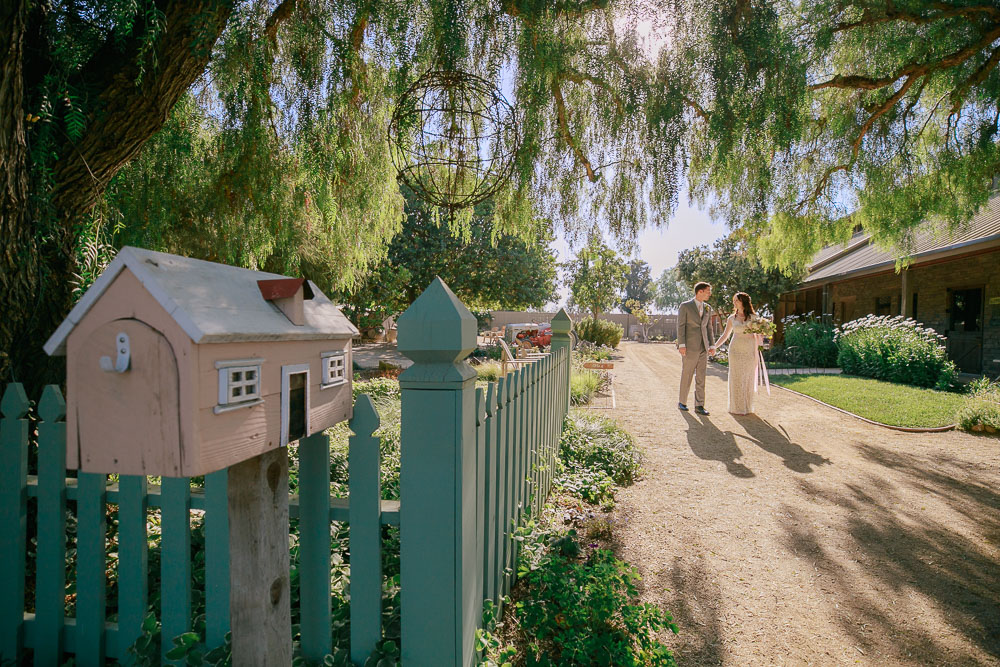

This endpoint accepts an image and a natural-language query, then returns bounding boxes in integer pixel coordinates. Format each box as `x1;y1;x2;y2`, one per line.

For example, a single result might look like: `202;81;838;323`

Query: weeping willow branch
810;24;1000;92
264;0;297;45
552;76;598;182
833;3;1000;32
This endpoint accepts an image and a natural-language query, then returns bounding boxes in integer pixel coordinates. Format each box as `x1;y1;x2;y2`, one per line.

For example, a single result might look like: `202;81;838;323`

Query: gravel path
603;342;1000;666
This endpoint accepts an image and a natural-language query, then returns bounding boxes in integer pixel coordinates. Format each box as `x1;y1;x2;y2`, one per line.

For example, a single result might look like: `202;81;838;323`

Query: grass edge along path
769;373;963;428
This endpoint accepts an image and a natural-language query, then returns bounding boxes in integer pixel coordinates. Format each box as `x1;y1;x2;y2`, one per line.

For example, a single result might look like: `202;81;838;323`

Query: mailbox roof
44;247;359;355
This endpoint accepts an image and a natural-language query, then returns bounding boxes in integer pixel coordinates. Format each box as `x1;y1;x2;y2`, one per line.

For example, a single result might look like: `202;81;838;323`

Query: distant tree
675;234;802;316
655;266;689;313
621;260;654;312
564;237;627;319
340;192;557;329
625;298;652;341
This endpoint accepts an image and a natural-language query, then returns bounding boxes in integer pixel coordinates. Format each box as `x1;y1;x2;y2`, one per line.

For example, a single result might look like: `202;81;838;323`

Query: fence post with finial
550;308;573;417
348;395;382;665
397;278;479;667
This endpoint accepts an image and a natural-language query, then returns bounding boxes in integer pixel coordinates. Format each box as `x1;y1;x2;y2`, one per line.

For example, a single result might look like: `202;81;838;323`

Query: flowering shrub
835;315;957;390
782;313;838;367
576;339;615;361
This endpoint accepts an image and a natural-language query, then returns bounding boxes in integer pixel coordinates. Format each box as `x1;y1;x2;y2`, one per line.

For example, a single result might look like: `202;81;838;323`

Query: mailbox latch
100;332;131;373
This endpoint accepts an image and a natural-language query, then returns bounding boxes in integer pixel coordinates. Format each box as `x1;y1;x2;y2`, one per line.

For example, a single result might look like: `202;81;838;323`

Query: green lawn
770;374;964;428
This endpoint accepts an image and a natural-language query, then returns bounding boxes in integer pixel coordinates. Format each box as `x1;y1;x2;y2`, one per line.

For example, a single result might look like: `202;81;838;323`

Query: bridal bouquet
743;316;776;338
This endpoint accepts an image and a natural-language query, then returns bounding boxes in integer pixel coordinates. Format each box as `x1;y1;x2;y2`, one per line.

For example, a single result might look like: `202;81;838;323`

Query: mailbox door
75;319;183;476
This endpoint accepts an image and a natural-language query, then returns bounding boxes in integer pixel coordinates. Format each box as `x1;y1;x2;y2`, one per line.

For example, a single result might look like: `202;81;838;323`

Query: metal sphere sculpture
389;70;520;210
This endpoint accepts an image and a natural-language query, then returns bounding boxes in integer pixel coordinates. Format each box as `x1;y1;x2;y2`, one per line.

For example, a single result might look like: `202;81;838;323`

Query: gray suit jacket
677;298;712;353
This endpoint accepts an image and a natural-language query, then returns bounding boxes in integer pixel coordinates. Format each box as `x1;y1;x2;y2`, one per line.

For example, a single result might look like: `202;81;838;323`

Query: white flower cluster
834;314;947;346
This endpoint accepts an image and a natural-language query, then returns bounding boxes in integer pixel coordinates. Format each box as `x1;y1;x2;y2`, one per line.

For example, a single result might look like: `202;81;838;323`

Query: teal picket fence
0;281;572;666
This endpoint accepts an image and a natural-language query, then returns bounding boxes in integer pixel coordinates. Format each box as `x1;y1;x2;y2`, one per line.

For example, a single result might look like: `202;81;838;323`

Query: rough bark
0;0;36;388
0;0;234;393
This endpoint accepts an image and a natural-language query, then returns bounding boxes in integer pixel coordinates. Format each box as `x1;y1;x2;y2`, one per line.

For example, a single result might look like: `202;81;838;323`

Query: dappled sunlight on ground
605;342;1000;665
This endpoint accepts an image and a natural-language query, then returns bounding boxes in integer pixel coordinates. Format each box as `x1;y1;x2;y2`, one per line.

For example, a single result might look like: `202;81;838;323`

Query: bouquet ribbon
753;333;770;395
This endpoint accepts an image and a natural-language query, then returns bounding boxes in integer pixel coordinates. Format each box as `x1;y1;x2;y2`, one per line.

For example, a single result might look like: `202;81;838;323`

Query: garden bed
769;373;964;428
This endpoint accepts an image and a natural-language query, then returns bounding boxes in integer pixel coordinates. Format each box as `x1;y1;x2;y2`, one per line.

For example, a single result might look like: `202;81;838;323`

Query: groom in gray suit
677;282;715;415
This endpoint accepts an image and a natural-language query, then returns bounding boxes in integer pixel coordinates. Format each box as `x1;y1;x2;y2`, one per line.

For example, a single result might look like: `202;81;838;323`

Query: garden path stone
605;342;1000;666
351;342;413;369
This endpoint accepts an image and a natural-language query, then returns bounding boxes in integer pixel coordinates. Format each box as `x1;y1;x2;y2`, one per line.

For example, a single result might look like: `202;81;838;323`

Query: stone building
778;196;1000;375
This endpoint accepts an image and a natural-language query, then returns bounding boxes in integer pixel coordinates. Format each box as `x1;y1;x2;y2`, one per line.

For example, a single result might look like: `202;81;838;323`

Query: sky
544;17;727;308
550;195;729;308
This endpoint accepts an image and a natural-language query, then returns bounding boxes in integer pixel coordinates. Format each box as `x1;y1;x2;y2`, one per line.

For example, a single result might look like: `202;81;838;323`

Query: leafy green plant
570;370;602;406
471;343;505;362
477;600;517;666
835;315;957;390
353;377;401;401
516;549;677;666
957;377;1000;434
556;413;642;506
781;314;838;367
129;612;234;666
575;318;624;348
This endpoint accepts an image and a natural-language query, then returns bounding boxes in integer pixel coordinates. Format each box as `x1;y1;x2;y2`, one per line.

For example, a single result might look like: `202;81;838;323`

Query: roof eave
798;232;1000;289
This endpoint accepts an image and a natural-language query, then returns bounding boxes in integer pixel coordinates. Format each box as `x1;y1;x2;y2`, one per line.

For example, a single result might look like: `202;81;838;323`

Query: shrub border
771;382;957;433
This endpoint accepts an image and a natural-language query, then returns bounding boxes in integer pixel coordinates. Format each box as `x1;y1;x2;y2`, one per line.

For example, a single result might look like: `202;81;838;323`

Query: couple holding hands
677;281;767;416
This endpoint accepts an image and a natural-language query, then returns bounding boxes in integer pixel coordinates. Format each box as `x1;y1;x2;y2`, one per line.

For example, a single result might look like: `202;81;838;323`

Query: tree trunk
0;1;234;394
0;0;50;391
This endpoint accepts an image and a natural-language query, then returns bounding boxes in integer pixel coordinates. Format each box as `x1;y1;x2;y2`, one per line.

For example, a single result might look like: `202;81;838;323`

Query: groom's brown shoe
695;406;710;416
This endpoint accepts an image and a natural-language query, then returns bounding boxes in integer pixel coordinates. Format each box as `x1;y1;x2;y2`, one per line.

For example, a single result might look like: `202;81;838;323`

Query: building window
215;359;264;413
321;351;347;387
875;295;892;316
911;293;918;320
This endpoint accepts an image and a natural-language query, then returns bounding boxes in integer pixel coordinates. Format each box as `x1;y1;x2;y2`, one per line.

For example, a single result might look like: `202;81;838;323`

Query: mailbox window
321;351;346;388
216;360;264;412
225;366;260;402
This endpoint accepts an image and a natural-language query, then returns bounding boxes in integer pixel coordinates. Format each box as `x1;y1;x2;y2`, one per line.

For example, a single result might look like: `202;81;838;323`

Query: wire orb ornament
389;70;520;211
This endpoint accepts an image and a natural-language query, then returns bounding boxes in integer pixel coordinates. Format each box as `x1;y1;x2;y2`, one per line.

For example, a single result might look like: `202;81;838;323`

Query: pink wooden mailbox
43;247;358;477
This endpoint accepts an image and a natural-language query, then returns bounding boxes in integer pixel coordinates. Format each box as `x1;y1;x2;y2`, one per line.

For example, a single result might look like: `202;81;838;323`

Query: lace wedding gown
719;315;757;414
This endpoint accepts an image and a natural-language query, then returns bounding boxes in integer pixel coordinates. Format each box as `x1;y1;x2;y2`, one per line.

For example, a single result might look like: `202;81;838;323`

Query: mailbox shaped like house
43;247;358;477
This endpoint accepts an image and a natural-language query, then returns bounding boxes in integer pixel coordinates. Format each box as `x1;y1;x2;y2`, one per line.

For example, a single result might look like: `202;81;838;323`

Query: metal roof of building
45;247;359;355
802;196;1000;286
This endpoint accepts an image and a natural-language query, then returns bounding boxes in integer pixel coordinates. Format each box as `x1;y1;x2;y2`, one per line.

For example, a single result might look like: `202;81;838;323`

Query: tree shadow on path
605;525;727;665
786;444;1000;665
681;411;754;478
733;414;831;473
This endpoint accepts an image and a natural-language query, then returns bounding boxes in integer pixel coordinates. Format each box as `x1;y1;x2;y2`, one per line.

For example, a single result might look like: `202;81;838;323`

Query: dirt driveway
603;342;1000;666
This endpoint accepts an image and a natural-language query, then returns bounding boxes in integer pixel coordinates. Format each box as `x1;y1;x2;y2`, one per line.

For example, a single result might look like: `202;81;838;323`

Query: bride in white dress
713;292;759;415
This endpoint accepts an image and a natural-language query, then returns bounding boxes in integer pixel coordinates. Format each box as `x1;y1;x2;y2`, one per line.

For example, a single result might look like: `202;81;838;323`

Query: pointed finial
38;385;66;422
551;308;573;334
396;278;478;386
350;394;380;436
1;383;30;419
